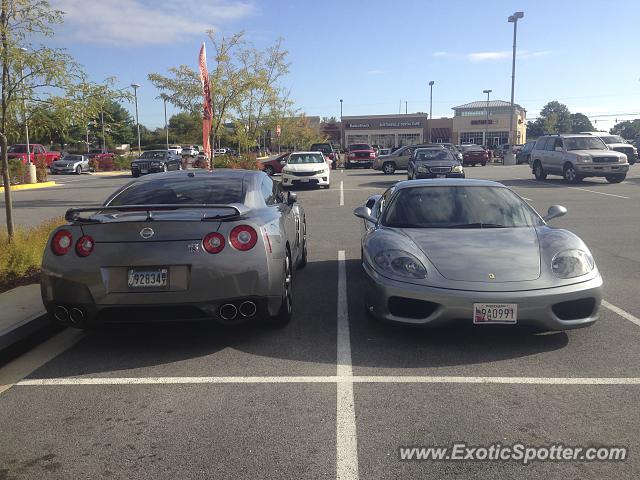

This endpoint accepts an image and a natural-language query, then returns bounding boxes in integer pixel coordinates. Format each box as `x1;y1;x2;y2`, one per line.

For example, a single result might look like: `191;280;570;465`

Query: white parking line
340;181;344;206
336;250;358;480
567;186;629;199
602;300;640;328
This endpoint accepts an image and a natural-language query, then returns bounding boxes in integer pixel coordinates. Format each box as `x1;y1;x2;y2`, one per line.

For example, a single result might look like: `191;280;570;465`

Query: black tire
264;165;275;176
75;165;82;175
382;162;396;175
605;174;626;184
132;172;140;178
345;161;352;170
481;162;487;166
269;255;293;327
533;161;547;180
563;164;580;184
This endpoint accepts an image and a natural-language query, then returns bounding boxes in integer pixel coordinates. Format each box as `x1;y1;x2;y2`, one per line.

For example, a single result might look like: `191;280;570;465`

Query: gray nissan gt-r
41;169;307;328
354;179;603;330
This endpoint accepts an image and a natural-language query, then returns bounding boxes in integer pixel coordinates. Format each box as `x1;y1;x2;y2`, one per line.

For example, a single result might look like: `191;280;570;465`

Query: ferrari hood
400;227;541;282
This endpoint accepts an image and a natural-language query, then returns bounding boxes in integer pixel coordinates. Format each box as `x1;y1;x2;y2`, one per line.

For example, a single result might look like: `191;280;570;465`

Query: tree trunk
1;0;14;239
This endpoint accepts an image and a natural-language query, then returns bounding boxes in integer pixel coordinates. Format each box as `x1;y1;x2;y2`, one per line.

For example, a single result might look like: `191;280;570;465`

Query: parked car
309;143;337;170
130;150;183;177
281;151;331;189
440;143;464;162
353;179;602;330
168;145;183;155
379;148;392;156
373;143;445;174
181;145;199;157
7;144;61;166
580;132;637;165
516;141;535;165
42;169;307;328
407;148;464;180
214;148;228;155
50;154;91;175
345;143;376;169
460;145;489;166
530;134;629;184
260;153;289;176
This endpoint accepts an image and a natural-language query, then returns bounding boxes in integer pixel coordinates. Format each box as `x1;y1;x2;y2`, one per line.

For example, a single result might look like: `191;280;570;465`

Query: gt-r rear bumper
362;261;603;330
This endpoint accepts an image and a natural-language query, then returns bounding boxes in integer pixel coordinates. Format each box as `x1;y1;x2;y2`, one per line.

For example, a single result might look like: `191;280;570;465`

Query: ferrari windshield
382;185;541;228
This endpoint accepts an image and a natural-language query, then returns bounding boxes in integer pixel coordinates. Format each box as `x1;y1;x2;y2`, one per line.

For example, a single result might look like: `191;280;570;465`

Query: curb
0;181;57;193
89;171;130;176
0;311;51;353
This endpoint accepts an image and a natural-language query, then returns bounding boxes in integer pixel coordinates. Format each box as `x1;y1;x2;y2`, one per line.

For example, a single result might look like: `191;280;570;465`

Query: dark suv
310;143;337;169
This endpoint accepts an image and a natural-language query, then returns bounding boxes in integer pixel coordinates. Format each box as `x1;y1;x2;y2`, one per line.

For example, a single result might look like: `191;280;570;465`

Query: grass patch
0;218;64;293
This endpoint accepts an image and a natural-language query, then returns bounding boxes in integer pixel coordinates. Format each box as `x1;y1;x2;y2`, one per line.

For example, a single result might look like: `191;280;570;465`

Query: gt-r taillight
230;225;258;251
51;229;73;256
203;232;225;254
75;235;95;257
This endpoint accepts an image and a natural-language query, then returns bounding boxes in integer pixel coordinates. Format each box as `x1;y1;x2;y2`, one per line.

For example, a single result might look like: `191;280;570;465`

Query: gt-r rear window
108;177;245;206
382;186;541;229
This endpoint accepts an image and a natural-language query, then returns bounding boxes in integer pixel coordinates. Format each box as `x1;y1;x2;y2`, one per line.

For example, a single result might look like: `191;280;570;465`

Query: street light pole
506;11;524;165
163;96;169;151
483;89;492;147
131;83;142;155
19;48;31;166
428;81;434;142
340;98;343;149
100;110;106;153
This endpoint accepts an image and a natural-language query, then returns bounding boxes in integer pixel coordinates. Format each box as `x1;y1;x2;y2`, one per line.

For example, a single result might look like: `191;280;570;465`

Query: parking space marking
340;181;344;206
603;300;640;328
566;186;629;199
336;250;358;480
0;329;85;395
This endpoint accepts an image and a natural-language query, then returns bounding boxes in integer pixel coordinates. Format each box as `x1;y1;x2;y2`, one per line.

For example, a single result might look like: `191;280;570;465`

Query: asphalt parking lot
1;164;640;479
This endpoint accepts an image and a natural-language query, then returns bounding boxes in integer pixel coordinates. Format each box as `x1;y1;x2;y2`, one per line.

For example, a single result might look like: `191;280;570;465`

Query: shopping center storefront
452;100;526;146
342;114;428;148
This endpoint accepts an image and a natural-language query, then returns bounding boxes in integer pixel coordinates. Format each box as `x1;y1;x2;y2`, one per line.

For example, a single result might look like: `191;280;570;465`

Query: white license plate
299;177;309;182
473;303;517;324
141;169;148;174
127;268;168;288
437;174;446;178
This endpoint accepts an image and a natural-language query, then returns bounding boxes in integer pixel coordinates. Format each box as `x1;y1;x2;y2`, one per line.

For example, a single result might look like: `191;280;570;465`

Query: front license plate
473;303;517;324
141;169;148;174
299;177;309;182
437;174;446;178
127;268;168;288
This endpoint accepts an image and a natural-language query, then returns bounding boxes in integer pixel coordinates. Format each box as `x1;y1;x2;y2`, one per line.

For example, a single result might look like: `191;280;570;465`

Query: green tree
570;113;594;133
539;101;572;133
610;119;640;140
526;118;545;139
168;111;201;143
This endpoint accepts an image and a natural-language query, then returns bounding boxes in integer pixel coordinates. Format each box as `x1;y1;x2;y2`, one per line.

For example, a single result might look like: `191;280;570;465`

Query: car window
563;137;608;151
287;153;324;164
261;176;275;205
414;149;453;161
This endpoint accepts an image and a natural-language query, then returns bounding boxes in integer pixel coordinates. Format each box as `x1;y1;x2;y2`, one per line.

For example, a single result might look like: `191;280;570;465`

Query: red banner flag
198;42;213;166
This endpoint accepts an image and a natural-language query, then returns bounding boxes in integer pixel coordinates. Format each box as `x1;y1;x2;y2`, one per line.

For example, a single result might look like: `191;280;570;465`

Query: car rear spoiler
65;203;248;223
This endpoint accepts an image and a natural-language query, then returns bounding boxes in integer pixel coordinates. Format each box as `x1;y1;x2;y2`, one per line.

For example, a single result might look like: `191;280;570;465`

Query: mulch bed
0;270;40;294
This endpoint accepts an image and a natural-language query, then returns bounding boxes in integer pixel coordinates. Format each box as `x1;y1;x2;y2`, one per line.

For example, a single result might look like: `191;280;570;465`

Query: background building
452;100;526;146
342;114;428;148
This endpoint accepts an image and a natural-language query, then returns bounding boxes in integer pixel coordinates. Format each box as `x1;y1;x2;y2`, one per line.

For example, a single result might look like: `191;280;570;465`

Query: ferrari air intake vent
552;298;596;320
388;297;439;319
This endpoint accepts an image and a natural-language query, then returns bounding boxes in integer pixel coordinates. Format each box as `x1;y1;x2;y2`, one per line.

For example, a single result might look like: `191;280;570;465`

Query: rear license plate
473;303;517;324
437;174;446;178
127;268;168;288
141;169;148;174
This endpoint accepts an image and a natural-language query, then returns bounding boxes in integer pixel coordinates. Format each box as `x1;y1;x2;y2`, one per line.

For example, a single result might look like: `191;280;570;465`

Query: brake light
51;229;73;255
75;235;94;257
230;225;258;251
203;232;225;254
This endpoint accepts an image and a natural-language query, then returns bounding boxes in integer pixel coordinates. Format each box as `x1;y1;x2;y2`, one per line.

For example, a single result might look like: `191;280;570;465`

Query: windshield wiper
447;223;506;228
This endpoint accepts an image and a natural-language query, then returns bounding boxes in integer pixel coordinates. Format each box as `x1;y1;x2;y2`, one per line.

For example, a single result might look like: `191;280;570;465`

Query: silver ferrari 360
41;169;307;327
354;179;603;330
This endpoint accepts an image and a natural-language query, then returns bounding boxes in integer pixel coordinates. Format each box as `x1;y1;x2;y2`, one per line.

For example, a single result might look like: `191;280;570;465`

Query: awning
431;128;451;139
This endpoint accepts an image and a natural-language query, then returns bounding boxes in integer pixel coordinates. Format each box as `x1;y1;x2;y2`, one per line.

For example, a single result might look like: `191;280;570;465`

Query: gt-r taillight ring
75;235;95;257
230;225;258;251
51;229;73;256
203;232;225;254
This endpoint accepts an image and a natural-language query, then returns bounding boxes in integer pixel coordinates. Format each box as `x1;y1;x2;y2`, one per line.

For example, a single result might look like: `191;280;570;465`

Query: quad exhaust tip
69;307;85;325
219;303;238;321
54;306;69;323
239;301;257;318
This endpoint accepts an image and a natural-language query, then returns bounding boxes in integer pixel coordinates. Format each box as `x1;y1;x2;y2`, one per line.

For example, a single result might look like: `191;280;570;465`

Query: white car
214;148;228;155
168;145;183;155
282;151;331;189
181;145;198;157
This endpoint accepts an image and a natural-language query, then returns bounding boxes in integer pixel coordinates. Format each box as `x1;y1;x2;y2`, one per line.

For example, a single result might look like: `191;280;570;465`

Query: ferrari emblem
488;273;496;279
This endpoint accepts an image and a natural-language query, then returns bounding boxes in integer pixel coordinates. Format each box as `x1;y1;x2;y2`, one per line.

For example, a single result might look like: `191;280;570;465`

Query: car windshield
414;149;454;161
310;144;331;152
349;144;371;151
139;151;167;159
63;155;82;161
599;135;625;144
287;153;324;164
108;177;245;205
382;186;541;228
564;137;607;151
461;145;484;152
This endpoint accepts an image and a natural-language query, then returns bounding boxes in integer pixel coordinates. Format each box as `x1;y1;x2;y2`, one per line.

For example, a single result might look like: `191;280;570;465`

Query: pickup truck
7;144;61;166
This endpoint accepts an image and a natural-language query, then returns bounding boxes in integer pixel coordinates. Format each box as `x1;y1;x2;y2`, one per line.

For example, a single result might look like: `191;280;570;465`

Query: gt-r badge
488;273;496;279
188;243;200;253
140;227;155;239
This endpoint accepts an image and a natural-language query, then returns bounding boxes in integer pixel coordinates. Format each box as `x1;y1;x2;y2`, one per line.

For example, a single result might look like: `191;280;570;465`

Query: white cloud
366;69;385;75
467;50;554;62
51;0;255;46
432;51;449;57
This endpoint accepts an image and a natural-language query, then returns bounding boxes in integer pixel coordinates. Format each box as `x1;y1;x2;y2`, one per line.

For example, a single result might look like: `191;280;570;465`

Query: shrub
34;155;48;182
114;155;131;171
1;158;27;185
0;218;65;292
98;155;115;171
89;158;100;172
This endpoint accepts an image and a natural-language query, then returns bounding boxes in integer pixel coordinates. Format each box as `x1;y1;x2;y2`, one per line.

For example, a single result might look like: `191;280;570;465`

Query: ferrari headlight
551;249;594;278
452;164;463;173
373;250;427;279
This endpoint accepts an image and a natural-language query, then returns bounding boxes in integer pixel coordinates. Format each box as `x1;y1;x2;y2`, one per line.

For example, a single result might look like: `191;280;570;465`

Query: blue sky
49;0;640;132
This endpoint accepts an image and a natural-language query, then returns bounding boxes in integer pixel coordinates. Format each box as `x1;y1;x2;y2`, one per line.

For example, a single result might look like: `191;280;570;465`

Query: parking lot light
483;89;492;147
428;81;434;142
131;83;142;156
506;11;524;166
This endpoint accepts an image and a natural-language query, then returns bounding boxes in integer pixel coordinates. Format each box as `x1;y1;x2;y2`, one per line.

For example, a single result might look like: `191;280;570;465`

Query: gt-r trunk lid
402;227;541;282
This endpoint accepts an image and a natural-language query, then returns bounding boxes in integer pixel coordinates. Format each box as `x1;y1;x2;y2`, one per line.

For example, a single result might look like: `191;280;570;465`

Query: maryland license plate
473;303;517;324
127;268;168;288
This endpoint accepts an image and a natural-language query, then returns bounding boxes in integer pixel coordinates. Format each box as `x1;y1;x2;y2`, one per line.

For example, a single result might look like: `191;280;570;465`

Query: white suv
530;134;629;183
580;131;637;165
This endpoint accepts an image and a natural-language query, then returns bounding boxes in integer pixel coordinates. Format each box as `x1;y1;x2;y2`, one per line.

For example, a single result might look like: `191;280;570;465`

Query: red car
7;144;61;166
345;143;376;169
260;152;289;176
460;145;489;166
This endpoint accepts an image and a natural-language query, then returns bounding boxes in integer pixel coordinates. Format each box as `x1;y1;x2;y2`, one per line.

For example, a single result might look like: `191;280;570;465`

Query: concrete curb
0;285;52;355
0;312;51;353
0;181;57;193
89;171;130;176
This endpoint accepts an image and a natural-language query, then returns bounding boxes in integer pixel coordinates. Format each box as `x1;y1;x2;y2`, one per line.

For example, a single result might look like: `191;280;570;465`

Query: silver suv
530;134;629;184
